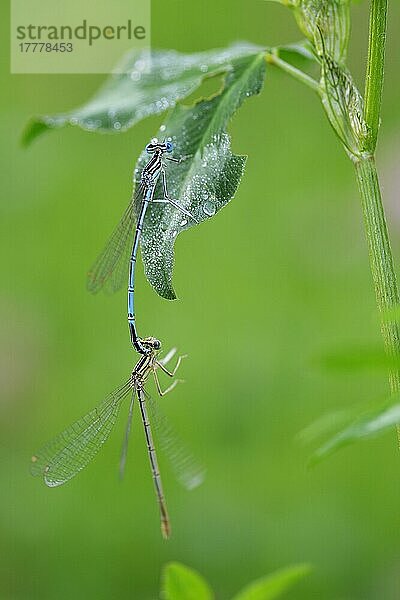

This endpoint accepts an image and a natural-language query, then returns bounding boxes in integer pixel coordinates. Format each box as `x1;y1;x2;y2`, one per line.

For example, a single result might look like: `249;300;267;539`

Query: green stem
355;4;400;441
265;52;320;92
363;0;388;153
354;157;400;395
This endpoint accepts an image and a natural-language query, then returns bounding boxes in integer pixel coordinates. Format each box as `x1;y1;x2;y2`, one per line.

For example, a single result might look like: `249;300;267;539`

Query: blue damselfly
31;337;204;539
87;138;197;354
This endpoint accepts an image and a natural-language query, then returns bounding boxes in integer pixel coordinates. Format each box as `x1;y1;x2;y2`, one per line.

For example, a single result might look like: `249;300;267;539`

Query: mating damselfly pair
32;139;203;538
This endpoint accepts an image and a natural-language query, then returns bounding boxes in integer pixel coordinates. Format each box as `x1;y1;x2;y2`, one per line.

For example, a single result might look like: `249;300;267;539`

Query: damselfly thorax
129;336;162;389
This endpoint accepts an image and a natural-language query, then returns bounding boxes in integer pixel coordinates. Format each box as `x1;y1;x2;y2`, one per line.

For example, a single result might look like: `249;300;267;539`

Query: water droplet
180;218;188;227
135;59;147;71
114;121;121;130
160;124;166;132
202;200;216;216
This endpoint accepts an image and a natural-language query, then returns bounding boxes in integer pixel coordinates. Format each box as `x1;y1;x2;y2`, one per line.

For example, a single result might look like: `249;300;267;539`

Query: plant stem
363;0;388;153
265;52;320;92
355;4;400;442
354;157;400;397
356;1;400;418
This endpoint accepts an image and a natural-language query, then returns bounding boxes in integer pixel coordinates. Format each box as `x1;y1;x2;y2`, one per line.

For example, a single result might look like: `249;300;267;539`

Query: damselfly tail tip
161;521;171;540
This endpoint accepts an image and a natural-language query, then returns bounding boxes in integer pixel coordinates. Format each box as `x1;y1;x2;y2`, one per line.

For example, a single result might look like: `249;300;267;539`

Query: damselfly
31;337;204;539
87;138;197;355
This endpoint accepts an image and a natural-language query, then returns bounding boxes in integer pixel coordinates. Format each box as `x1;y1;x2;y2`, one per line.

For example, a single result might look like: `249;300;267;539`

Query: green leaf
22;120;50;147
135;50;266;299
231;564;312;600
162;562;213;600
297;408;358;445
23;43;263;145
311;399;400;463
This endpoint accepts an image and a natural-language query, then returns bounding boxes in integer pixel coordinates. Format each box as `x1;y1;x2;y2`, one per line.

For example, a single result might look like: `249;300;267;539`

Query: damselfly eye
153;339;161;350
166;141;173;152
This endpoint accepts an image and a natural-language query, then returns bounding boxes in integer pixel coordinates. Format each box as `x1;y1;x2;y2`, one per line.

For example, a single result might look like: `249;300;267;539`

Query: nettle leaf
23;43;263;145
231;564;312;600
311;399;400;463
134;50;266;299
162;562;213;600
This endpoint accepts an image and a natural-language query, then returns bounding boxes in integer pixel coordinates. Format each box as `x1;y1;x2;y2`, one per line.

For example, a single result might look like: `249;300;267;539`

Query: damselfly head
146;138;159;153
163;136;173;153
146;137;173;154
142;336;162;352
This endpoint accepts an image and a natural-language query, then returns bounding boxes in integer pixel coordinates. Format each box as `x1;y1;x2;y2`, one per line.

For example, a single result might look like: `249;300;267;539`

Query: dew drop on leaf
202;200;216;216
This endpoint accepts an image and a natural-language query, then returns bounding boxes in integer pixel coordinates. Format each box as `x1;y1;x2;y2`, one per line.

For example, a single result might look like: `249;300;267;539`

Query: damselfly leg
159;167;199;223
157;353;187;378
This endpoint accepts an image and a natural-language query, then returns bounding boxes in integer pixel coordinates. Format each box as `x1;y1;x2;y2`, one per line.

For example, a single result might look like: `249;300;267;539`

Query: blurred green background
2;1;400;598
